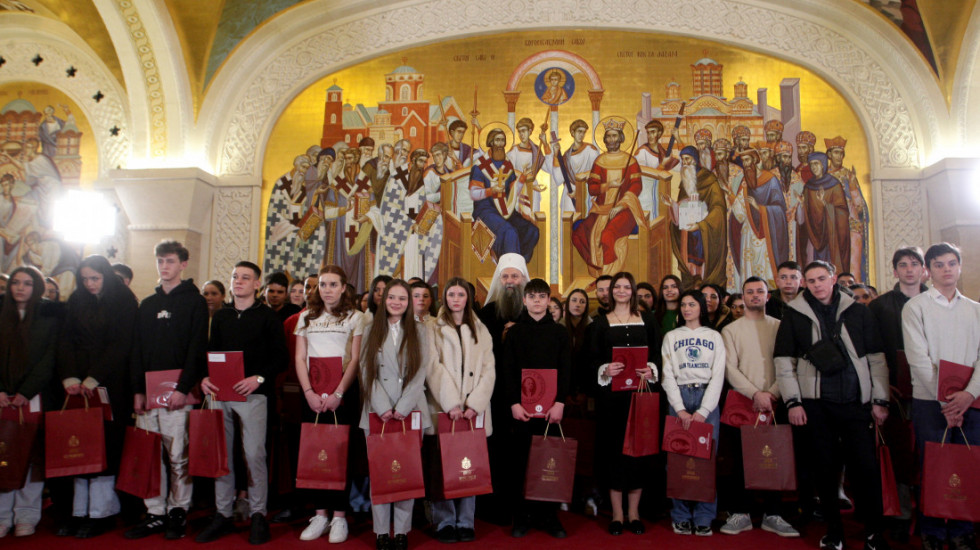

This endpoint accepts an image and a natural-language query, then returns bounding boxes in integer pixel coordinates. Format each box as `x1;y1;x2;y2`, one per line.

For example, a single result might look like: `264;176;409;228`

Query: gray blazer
359;321;433;434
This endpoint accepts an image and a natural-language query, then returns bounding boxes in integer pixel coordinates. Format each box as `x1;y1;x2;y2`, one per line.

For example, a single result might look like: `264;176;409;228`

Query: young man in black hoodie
503;278;571;540
197;261;288;545
126;240;208;540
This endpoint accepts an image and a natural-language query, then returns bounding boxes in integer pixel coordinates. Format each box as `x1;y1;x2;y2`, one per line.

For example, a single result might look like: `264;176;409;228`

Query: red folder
146;370;202;410
208;351;246;402
309;356;343;397
662;416;713;459
720;389;774;427
611;346;648;391
369;411;423;444
521;369;557;417
937;360;980;409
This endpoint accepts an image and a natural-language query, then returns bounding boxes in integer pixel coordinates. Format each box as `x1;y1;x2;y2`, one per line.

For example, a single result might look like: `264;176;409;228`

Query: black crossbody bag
804;317;848;375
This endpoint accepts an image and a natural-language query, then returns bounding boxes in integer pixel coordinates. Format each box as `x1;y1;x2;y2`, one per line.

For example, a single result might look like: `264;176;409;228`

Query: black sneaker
921;535;944;550
820;534;844;550
950;534;977;550
456;527;475;542
124;513;166;539
393;534;408;550
544;516;567;539
248;513;270;545
435;526;457;543
76;516;114;539
164;508;187;540
195;514;234;543
376;534;392;550
694;525;713;537
672;521;693;535
510;515;530;538
54;517;81;537
864;532;890;550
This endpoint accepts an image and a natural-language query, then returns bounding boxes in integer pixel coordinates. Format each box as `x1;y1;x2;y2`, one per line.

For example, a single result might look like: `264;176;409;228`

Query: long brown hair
609;271;639;316
0;266;45;388
304;265;354;327
361;279;421;404
438;277;479;344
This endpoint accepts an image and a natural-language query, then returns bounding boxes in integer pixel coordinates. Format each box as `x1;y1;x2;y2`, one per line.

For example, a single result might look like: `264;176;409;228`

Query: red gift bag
296;412;349;490
116;426;162;499
666;451;716;503
366;420;425;505
876;427;901;517
740;420;797;491
720;390;774;427
438;418;492;499
0;409;38;490
524;424;578;503
921;428;980;522
45;397;106;478
662;416;713;459
188;397;229;478
622;386;661;457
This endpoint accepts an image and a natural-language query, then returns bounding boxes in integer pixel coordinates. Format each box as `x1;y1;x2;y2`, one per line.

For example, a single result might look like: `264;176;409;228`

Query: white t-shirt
294;309;365;369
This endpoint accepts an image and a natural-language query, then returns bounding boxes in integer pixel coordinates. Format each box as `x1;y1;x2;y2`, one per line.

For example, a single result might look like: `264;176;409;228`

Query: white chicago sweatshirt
661;325;727;418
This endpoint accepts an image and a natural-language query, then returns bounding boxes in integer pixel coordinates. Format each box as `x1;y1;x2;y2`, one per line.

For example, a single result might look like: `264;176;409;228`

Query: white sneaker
300;515;329;541
720;513;752;535
327;516;348;543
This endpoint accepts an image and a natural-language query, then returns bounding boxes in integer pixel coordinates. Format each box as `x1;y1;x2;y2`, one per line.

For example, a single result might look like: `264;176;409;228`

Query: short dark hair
776;261;801;273
925;242;961;268
849;283;871;292
155;240;189;262
804;260;836;277
891;246;924;270
595;275;613;285
234;261;261;278
742;276;766;290
111;263;133;281
838;271;854;280
265;271;289;288
524;278;551;296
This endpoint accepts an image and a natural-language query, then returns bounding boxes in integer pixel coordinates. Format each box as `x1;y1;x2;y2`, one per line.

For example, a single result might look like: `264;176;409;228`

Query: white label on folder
29;394;40;413
411;411;421;431
475;412;485;429
97;386;110;405
209;353;226;362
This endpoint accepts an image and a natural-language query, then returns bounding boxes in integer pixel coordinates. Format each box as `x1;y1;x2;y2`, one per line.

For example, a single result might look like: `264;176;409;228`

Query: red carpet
2;512;918;550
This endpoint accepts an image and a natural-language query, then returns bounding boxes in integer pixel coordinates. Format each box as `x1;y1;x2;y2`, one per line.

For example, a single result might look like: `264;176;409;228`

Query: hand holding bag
524;423;577;503
44;396;106;478
622;383;661;457
188;396;230;478
296;411;349;490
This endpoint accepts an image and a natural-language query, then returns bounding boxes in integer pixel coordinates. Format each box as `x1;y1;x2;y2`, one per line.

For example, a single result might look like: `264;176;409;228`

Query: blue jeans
431;496;476;530
912;399;979;539
668;384;721;528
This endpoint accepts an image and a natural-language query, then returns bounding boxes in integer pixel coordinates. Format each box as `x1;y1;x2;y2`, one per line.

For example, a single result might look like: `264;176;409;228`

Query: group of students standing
0;240;977;550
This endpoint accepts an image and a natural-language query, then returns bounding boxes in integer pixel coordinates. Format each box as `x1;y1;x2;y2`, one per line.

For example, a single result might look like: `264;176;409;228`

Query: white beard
681;165;698;197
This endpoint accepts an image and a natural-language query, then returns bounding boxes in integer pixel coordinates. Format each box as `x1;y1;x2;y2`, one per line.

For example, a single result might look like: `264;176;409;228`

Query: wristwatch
255;376;265;384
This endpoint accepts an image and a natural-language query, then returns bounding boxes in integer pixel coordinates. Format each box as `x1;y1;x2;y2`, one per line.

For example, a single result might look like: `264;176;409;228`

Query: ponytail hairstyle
361;279;421;404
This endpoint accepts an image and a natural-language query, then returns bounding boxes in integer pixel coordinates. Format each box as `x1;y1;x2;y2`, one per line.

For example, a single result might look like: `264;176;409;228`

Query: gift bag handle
939;426;971;449
449;417;475;435
543;422;566;442
874;423;886;446
60;394;89;413
312;411;339;426
378;418;407;437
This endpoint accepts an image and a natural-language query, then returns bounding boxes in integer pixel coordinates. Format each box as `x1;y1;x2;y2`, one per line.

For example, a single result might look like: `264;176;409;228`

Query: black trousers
800;399;882;537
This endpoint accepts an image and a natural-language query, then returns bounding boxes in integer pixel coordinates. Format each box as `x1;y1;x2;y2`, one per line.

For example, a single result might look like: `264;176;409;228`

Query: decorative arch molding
506;49;603;91
93;0;194;164
201;0;946;179
0;15;130;176
953;6;980;155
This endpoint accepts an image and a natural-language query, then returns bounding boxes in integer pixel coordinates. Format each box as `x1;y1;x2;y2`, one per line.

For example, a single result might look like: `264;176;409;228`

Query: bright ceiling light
52;190;115;244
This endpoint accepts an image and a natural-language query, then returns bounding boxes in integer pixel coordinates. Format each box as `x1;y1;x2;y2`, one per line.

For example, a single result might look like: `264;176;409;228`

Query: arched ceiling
3;0;972;114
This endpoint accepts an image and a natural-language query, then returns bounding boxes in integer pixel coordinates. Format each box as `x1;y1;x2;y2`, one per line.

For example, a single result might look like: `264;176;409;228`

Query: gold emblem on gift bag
69;435;80;448
391;460;401;473
461;457;471;470
318;450;328;462
949;473;961;488
546;457;556;470
762;445;773;458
